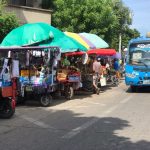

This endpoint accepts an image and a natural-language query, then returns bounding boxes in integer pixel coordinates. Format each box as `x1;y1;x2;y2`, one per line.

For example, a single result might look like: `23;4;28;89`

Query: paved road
1;81;150;150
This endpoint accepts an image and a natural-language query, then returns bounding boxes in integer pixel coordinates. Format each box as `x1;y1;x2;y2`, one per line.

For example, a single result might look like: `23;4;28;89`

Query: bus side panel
125;64;138;86
125;64;150;86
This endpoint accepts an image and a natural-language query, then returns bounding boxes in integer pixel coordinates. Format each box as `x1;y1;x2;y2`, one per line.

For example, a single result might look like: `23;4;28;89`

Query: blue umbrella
79;33;109;48
112;52;121;59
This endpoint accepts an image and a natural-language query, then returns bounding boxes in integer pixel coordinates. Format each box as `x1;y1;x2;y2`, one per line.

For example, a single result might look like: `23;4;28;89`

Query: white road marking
62;95;133;139
74;106;89;108
62;107;117;139
62;118;99;139
16;89;133;139
120;95;133;104
19;115;55;129
103;105;118;115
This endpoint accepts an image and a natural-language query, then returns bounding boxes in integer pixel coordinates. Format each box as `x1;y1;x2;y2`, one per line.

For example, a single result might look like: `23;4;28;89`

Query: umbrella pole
29;51;31;82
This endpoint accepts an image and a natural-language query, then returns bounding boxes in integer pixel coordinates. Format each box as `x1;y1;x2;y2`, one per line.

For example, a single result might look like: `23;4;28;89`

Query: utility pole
119;33;122;58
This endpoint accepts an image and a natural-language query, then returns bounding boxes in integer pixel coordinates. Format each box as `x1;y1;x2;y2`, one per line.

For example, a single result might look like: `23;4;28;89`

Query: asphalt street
0;80;150;150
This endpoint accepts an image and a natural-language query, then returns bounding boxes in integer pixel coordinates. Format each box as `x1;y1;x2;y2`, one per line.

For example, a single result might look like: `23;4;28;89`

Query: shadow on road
1;107;150;150
17;92;94;107
17;85;115;107
17;78;125;107
68;117;150;150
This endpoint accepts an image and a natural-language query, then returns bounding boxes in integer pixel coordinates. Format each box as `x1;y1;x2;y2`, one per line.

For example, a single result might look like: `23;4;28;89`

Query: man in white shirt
93;58;101;74
92;58;101;94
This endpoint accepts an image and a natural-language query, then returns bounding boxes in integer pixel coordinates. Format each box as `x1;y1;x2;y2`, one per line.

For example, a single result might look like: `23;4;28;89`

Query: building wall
5;5;52;24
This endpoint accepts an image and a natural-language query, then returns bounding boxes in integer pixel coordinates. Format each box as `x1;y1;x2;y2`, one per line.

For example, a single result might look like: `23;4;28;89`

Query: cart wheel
0;99;15;119
40;94;53;107
112;76;119;86
83;81;93;92
65;86;74;100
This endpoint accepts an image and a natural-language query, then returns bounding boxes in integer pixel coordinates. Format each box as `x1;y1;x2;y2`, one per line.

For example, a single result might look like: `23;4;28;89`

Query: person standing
113;58;120;79
93;57;101;94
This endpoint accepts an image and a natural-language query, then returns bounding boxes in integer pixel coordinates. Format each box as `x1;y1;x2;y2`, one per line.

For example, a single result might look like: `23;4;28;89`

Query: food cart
56;57;81;100
16;46;61;107
87;49;117;87
65;51;95;93
0;48;19;118
65;49;117;92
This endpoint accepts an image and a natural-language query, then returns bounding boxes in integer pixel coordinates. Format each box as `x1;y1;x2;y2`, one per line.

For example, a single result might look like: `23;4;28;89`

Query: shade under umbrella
1;22;64;46
79;33;109;48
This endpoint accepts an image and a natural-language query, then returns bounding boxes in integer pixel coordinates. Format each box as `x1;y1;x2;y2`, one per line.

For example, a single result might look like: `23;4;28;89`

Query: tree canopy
42;0;140;50
0;0;19;42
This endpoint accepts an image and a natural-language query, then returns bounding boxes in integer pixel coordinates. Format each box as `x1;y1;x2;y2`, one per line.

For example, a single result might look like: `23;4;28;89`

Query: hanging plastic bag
82;53;88;64
3;67;11;82
12;60;19;77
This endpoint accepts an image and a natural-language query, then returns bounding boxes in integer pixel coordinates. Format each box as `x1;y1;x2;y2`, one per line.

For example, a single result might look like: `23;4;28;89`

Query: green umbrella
39;35;88;53
1;22;64;46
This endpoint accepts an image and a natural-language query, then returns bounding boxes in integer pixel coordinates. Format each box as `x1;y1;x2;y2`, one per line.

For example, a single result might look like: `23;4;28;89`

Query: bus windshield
129;42;150;66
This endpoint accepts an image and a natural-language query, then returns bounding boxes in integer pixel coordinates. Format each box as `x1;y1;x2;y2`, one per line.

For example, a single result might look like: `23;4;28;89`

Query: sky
123;0;150;36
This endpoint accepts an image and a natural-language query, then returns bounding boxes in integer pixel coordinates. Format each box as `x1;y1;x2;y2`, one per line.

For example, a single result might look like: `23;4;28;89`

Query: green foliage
109;0;140;49
52;0;115;35
122;27;140;47
44;0;140;51
0;0;20;42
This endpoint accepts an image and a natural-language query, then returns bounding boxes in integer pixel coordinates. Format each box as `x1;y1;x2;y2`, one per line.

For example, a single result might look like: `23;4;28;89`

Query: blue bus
125;35;150;92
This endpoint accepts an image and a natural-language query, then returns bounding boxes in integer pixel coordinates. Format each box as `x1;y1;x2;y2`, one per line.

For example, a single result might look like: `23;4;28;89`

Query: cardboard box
21;70;35;76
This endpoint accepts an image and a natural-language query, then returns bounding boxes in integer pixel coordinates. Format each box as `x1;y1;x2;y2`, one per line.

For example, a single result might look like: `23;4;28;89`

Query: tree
122;27;140;46
52;0;116;37
110;0;140;49
42;0;140;50
0;0;20;42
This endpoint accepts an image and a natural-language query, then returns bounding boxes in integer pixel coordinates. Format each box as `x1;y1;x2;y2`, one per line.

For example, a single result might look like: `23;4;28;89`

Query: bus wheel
130;86;137;92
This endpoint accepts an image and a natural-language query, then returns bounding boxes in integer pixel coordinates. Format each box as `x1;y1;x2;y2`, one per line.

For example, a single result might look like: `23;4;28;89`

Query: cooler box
68;75;80;82
1;86;13;97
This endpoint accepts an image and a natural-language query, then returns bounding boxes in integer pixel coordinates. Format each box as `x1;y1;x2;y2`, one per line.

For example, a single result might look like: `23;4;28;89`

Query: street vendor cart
64;51;97;93
57;66;81;100
0;48;19;118
65;49;117;93
87;49;117;87
7;46;61;107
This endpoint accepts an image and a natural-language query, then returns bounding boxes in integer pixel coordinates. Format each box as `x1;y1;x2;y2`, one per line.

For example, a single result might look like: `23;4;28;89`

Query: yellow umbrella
64;32;90;49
